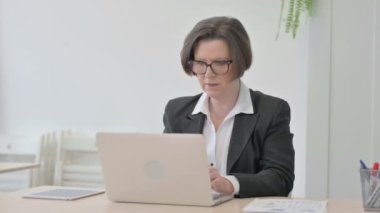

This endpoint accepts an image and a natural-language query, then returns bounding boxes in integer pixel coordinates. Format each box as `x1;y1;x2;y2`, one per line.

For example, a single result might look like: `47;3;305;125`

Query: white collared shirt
192;81;254;195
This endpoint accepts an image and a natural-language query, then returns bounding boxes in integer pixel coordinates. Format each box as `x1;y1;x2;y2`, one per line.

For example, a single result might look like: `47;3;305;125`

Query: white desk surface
0;186;369;213
0;162;39;174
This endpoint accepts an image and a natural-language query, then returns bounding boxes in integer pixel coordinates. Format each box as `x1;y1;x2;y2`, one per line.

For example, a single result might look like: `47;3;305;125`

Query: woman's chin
204;90;222;99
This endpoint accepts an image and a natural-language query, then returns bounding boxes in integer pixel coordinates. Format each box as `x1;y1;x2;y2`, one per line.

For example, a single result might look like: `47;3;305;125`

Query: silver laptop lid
96;133;217;206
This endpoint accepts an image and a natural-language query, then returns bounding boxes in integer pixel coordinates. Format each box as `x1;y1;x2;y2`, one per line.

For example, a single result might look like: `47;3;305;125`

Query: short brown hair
181;16;252;77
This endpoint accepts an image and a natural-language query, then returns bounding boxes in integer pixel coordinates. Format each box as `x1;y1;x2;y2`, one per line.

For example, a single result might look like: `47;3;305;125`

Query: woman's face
193;39;238;99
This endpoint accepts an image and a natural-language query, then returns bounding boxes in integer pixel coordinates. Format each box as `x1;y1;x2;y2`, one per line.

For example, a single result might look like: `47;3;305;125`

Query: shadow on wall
0;37;4;132
0;16;5;131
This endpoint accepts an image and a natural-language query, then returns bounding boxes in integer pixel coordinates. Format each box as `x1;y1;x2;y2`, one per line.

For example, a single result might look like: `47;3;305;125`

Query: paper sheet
243;198;327;213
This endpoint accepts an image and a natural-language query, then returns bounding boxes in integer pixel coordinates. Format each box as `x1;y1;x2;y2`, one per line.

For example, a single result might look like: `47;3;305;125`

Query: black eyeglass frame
188;60;233;75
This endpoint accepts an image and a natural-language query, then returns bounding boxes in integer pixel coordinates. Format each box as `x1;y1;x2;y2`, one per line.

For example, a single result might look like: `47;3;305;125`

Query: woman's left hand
209;166;234;195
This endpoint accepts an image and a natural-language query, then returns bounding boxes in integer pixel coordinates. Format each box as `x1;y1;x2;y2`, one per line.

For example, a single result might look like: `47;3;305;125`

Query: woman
163;16;294;198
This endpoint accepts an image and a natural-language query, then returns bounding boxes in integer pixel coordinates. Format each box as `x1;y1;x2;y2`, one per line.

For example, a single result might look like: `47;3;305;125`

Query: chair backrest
34;131;61;186
0;134;41;192
54;132;104;188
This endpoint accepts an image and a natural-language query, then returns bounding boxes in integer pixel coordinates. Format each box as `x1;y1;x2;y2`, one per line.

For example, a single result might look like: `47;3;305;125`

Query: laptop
96;132;233;206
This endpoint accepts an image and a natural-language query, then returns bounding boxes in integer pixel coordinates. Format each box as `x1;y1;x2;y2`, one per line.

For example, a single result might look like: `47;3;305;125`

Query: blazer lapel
227;112;259;173
183;113;206;134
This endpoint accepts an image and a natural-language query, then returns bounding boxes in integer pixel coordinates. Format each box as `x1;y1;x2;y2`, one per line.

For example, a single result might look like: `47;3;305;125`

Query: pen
370;162;379;195
372;162;379;176
360;160;368;169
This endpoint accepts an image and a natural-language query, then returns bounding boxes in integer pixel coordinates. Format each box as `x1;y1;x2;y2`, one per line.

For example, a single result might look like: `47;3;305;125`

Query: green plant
276;0;314;39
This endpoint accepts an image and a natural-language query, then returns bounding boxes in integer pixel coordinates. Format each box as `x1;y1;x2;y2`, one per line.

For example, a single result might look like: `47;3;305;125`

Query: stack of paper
23;187;105;200
243;198;327;213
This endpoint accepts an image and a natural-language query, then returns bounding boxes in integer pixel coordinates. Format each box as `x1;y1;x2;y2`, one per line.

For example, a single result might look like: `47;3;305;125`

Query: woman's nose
204;66;216;77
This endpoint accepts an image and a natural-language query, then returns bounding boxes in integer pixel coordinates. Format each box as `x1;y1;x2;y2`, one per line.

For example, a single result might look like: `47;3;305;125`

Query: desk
0;162;39;174
0;186;368;213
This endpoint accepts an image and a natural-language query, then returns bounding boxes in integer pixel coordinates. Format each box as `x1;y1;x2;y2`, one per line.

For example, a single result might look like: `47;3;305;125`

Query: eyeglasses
188;60;233;75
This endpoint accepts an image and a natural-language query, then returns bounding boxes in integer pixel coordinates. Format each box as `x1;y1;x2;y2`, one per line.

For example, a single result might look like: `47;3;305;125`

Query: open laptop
96;132;233;206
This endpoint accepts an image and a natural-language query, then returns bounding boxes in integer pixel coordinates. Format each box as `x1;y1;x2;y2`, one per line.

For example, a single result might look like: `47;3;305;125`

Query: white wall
305;0;331;199
0;0;309;197
306;0;380;199
328;0;380;199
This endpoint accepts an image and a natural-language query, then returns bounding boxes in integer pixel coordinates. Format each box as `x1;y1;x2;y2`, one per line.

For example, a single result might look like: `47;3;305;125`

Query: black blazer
163;90;294;198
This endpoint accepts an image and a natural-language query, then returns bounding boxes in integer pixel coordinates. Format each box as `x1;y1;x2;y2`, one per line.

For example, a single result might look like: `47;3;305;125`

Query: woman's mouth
205;83;219;87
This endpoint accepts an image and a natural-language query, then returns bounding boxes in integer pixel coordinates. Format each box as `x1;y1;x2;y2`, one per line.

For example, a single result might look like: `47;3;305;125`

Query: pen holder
360;169;380;211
